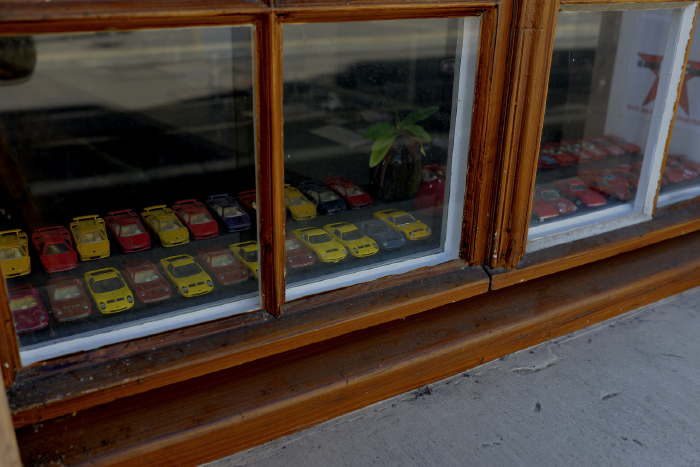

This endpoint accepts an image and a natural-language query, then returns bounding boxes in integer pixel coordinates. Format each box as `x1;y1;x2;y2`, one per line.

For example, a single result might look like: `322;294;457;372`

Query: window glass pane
0;27;259;364
659;26;700;206
529;9;680;246
282;18;479;299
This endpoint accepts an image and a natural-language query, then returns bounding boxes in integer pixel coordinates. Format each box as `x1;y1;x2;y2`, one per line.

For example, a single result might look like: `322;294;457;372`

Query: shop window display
529;8;686;246
0;27;259;363
282;18;479;299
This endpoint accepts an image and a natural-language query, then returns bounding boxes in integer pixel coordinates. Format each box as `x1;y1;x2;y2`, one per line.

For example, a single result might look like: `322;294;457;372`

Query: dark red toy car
31;226;78;274
604;135;641;157
554;177;607;208
582;170;634;201
542;142;578;167
324;176;372;209
46;277;92;322
172;199;219;240
415;164;446;210
561;141;603;164
285;234;316;270
590;137;627;158
198;248;249;286
664;154;700;184
105;209;151;253
532;186;577;222
124;261;172;304
238;190;257;213
9;285;49;333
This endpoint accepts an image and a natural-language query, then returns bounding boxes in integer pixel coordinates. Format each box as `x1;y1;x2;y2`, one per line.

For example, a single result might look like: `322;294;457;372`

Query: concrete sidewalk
206;286;700;467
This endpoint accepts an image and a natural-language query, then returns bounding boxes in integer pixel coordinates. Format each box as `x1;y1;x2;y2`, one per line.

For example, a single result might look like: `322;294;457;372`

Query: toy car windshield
210;253;234;267
81;231;105;243
345;187;364;196
242;250;257;262
222;206;244;217
540;190;559;201
341;230;363;241
159;219;182;231
570;183;586;191
91;277;124;293
287;198;308;206
170;263;201;278
54;285;81;300
45;244;69;254
119;224;144;237
392;214;416;226
308;233;331;244
0;247;23;259
319;192;339;202
133;270;159;283
10;296;37;311
187;213;213;225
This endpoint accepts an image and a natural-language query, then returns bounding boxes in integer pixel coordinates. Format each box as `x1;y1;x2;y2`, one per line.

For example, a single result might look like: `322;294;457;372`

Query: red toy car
46;277;92;322
538;151;559;169
532;186;577;222
415;165;446;210
554;177;607;208
542;142;578;167
8;285;49;333
105;209;151;253
324;176;372;209
198;248;250;286
31;226;78;274
238;190;257;213
603;135;641;157
590;137;627;158
285;234;316;270
172;199;219;240
123;261;172;304
664;154;700;184
582;170;634;201
561;140;603;164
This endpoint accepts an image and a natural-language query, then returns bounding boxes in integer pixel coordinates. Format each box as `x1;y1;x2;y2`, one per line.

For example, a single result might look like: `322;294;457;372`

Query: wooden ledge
16;231;700;465
489;202;700;290
10;262;487;428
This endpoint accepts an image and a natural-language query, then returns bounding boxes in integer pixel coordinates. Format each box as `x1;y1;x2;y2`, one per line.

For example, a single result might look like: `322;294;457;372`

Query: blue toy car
358;219;405;251
297;180;347;215
205;194;252;232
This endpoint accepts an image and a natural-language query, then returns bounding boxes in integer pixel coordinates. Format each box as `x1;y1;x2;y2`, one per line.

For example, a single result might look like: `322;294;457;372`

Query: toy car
589;137;627;158
358;219;406;251
198;248;249;286
0;229;30;278
373;209;431;241
8;285;49;333
285;234;316;270
205;194;252;232
582;170;634;201
229;241;260;278
284;185;317;221
141;205;190;247
541;142;577;167
538;152;559;169
293;227;347;263
123;261;172;304
32;226;78;274
84;267;134;314
160;254;214;298
560;141;601;164
554;178;607;208
70;215;110;261
105;209;151;253
603;135;641;157
324;176;372;209
323;222;379;258
46;277;92;322
172;199;219;240
298;180;347;215
532;186;577;223
238;190;257;213
415;164;446;210
664;155;700;184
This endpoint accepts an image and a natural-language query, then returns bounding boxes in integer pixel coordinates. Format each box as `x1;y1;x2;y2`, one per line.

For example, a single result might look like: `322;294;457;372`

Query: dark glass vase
370;136;423;202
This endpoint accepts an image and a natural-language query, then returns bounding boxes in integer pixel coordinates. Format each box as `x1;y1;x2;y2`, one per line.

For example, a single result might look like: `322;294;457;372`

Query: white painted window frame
528;2;697;253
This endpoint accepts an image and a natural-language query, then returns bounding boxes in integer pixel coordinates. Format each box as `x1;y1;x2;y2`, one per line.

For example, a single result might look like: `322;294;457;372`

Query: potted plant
365;106;438;201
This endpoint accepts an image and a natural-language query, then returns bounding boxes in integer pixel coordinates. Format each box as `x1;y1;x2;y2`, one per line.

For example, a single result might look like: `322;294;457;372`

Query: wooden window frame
0;0;511;425
489;0;700;278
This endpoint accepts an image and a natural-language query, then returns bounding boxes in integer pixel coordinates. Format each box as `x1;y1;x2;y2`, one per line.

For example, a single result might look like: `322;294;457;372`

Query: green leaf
398;105;439;128
364;122;395;141
369;135;396;168
402;124;431;143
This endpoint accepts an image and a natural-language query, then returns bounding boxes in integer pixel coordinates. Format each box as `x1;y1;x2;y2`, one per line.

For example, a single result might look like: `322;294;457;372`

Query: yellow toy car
293;227;347;263
284;184;316;221
229;240;259;278
373;209;431;241
0;229;30;278
323;222;379;258
84;267;134;314
69;215;110;261
160;254;214;298
141;205;190;247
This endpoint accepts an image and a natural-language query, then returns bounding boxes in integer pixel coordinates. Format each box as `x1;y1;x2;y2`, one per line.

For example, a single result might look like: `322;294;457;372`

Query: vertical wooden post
0;272;20;387
255;13;286;316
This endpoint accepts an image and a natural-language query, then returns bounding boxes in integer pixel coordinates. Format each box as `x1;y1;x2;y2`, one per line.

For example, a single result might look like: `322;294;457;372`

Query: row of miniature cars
538;135;641;169
532;154;700;222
